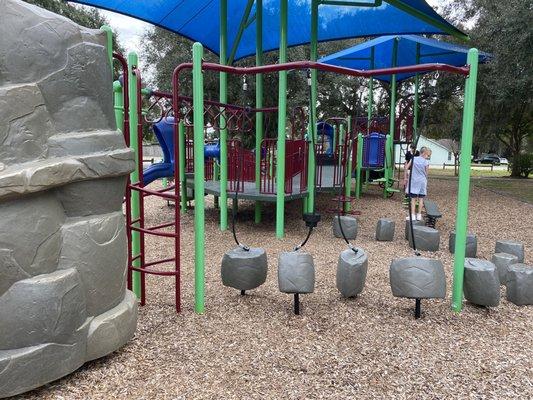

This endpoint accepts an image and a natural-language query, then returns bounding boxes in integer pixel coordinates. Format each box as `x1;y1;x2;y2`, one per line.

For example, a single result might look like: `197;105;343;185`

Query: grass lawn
472;178;533;204
423;167;533;204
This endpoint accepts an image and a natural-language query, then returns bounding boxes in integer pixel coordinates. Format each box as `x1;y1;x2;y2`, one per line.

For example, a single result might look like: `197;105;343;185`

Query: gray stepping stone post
408;226;440;252
404;219;425;240
333;215;357;240
449;231;478;258
495;240;525;263
221;247;268;294
336;248;368;298
278;251;315;315
390;257;446;318
492;253;519;285
506;264;533;305
464;258;500;307
376;218;395;241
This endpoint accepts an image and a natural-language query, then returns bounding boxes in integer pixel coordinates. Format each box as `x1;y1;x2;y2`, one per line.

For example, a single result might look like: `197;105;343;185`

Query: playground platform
184;164;342;203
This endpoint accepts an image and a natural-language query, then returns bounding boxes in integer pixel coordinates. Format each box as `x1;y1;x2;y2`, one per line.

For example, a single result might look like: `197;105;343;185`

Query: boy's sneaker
416;213;423;221
406;216;413;220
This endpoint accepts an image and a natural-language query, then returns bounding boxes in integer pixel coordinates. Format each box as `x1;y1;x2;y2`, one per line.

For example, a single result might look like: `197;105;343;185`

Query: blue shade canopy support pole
219;0;229;231
386;37;399;198
192;42;206;314
367;46;375;132
275;0;288;238
451;49;479;313
306;0;319;215
413;43;421;138
254;0;263;224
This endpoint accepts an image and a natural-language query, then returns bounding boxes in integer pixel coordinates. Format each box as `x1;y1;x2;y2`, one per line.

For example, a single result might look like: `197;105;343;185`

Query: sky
80;0;445;55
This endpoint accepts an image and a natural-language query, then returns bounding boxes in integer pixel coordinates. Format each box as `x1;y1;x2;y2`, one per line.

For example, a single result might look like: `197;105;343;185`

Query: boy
404;147;431;221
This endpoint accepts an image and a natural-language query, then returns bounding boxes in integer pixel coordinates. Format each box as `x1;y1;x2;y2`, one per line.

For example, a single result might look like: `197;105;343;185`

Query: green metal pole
254;0;263;224
343;123;351;213
219;0;229;231
275;0;288;238
355;133;363;198
113;81;124;131
179;121;187;214
413;43;420;138
367;47;374;131
306;0;319;214
192;42;206;314
386;37;399;198
127;52;141;299
100;25;113;74
452;48;479;313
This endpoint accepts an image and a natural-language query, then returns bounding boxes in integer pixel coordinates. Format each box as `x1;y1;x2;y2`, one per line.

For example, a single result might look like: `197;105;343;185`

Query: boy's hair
409;144;416;150
420;146;432;155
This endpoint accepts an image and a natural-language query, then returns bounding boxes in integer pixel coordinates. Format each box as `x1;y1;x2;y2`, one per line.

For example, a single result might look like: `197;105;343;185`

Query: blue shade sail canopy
71;0;465;62
319;35;490;82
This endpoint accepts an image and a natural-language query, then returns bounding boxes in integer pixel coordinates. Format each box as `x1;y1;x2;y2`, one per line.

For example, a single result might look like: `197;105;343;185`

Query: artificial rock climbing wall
0;1;138;397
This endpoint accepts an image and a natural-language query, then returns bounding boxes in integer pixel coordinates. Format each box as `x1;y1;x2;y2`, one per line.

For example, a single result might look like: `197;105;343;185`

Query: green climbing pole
452;49;479;313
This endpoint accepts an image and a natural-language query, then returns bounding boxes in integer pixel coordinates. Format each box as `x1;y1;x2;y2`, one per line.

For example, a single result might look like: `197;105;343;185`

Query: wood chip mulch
19;178;533;400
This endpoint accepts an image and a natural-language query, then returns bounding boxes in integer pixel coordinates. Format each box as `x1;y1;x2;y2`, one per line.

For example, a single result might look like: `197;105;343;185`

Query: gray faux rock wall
0;1;137;397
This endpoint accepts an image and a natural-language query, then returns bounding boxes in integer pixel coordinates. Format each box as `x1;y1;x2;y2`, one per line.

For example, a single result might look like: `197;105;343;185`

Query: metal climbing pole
255;0;263;224
386;37;399;198
452;48;479;313
275;0;288;238
219;0;229;231
307;0;319;215
192;43;206;314
127;51;142;299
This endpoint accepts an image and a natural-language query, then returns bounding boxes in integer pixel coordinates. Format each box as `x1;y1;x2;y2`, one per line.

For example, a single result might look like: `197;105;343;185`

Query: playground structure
108;23;482;314
3;0;532;397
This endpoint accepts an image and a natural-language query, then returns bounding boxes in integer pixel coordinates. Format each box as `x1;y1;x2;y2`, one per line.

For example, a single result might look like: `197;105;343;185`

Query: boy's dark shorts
406;193;426;198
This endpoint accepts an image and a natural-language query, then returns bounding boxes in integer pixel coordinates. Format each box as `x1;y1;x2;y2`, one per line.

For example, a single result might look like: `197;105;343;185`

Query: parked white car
499;157;509;165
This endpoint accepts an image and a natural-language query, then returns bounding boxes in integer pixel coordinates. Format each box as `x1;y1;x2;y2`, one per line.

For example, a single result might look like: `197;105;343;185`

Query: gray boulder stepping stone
492;253;519;285
449;231;478;258
333;215;357;240
408;225;440;252
506;264;533;306
278;251;315;294
464;258;500;307
404;219;425;240
495;240;525;263
336;248;368;297
376;218;395;241
390;257;446;299
221;247;268;291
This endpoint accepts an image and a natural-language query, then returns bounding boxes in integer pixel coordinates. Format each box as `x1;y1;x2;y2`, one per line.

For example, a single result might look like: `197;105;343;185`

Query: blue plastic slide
143;117;220;185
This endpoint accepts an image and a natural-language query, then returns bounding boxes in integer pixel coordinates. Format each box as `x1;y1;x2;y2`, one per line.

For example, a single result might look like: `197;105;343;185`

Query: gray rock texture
404;219;425;240
408;226;440;252
506;264;533;306
336;248;368;297
376;218;395;241
492;252;519;285
449;231;478;258
495;240;525;263
390;257;446;299
221;247;268;291
333;215;357;240
278;251;315;294
464;258;500;307
0;1;137;397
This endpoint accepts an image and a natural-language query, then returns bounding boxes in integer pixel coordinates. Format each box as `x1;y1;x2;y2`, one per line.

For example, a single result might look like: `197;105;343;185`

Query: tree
439;0;533;176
